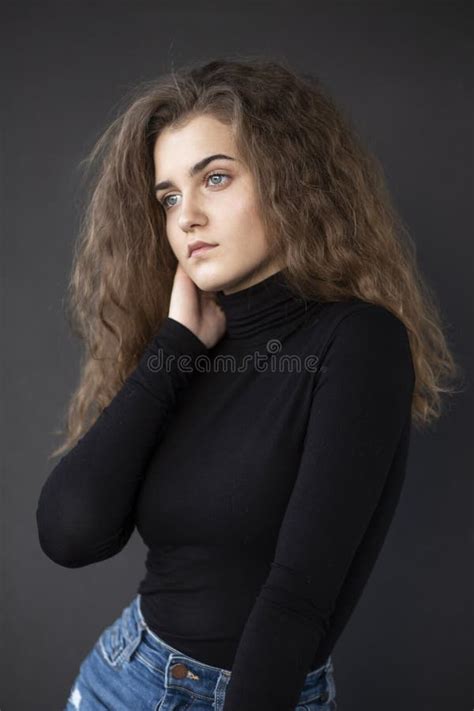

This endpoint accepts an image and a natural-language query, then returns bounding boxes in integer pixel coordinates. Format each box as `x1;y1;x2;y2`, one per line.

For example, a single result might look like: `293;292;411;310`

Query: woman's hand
168;262;227;349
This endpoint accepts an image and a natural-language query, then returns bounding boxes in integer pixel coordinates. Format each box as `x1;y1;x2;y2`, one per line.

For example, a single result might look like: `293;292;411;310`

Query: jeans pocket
297;661;337;710
97;603;144;669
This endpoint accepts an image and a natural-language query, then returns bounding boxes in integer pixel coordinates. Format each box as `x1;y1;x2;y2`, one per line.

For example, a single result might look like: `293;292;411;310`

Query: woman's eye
161;194;178;209
207;172;229;187
160;172;230;210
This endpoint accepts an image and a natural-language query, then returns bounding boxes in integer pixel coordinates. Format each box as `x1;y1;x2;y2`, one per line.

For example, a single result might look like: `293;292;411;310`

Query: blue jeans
65;594;337;710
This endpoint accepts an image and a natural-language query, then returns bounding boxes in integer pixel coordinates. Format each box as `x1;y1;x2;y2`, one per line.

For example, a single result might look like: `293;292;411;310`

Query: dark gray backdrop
2;1;472;709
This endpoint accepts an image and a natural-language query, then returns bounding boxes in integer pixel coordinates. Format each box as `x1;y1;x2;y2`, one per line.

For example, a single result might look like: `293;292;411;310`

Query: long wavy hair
49;55;463;459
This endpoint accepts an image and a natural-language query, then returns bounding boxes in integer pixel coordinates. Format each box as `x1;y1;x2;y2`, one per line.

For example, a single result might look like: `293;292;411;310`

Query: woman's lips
189;245;218;258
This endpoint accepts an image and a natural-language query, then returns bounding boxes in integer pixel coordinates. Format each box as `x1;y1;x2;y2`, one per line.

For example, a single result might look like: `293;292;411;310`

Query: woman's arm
222;305;416;711
36;317;208;568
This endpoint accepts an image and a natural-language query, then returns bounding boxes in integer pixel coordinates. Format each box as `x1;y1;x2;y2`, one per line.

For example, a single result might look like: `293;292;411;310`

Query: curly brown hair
49;54;463;459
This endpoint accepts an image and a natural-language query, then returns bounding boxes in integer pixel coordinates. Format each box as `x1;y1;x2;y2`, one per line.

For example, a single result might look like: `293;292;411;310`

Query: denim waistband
129;593;333;700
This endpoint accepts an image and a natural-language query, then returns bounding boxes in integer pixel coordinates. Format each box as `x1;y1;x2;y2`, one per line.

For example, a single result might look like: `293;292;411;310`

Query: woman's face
153;114;283;295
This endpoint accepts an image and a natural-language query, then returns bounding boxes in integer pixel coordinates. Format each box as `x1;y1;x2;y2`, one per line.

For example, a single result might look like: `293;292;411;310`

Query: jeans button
170;662;188;679
318;691;329;703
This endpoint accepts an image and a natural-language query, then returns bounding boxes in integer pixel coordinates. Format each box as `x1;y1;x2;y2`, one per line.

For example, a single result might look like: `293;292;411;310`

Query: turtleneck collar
215;269;318;343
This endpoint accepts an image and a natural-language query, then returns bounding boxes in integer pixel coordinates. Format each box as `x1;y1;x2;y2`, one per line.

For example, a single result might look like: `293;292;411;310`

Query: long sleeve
222;305;416;710
36;317;208;568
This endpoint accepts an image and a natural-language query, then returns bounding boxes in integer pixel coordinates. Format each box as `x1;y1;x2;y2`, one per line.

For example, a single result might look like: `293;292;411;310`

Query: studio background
2;1;472;709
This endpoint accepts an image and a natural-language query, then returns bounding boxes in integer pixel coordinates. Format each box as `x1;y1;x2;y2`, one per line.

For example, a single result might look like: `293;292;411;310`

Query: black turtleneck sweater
36;270;415;710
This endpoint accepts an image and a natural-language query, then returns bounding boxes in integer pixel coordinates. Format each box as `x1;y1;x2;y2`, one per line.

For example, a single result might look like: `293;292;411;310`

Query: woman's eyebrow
154;154;237;193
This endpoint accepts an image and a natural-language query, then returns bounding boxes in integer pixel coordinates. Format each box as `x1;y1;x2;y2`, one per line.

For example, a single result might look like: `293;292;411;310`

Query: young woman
36;57;460;711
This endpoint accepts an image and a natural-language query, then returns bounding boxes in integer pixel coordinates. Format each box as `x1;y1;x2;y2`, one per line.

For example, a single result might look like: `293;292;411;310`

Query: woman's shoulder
326;297;406;327
306;297;411;354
